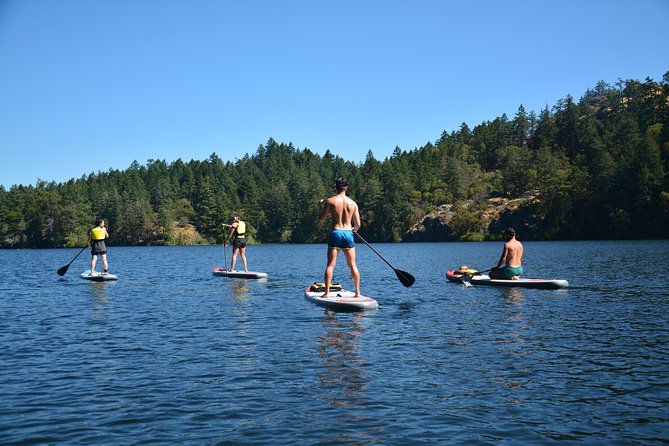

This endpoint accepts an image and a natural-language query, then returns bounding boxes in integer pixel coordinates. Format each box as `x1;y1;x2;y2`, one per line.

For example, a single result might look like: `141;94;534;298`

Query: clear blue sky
1;0;668;188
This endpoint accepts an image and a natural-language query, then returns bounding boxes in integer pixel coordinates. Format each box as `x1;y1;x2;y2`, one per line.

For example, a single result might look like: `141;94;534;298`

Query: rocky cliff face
403;204;457;242
403;191;543;242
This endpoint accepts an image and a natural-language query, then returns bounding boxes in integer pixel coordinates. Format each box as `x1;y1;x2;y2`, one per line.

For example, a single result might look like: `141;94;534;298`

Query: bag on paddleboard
309;282;342;292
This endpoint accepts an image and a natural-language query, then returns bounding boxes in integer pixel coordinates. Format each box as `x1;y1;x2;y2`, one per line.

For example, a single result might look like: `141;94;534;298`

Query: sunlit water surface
1;241;668;444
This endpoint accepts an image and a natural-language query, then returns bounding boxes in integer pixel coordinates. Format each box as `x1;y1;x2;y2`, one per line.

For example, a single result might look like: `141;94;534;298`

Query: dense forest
1;73;668;248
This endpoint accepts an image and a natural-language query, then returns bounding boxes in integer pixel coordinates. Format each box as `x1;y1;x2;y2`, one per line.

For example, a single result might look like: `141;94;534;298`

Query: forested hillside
1;73;668;248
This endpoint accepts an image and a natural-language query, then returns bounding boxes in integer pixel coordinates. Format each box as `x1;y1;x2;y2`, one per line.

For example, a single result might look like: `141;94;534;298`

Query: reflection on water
316;311;380;443
317;311;368;404
500;287;525;305
496;287;530;400
88;281;111;301
230;278;251;301
500;287;528;353
88;282;110;324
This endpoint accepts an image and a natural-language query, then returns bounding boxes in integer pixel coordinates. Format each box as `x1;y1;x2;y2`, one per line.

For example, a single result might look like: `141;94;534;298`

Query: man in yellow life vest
224;212;248;272
88;217;110;275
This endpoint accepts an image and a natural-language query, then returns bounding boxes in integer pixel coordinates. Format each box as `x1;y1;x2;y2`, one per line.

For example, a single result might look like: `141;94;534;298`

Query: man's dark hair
334;177;348;191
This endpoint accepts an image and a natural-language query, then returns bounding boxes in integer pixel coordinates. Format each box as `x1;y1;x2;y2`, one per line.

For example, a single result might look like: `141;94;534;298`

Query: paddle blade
461;274;472;287
57;264;69;276
394;268;415;287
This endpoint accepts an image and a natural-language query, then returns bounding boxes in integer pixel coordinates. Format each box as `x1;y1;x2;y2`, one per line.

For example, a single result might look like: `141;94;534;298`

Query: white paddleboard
446;270;568;289
212;267;268;279
80;270;118;281
304;286;378;311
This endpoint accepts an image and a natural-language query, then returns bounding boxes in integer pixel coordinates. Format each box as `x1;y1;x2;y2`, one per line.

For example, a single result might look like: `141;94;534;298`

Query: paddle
223;239;228;271
57;245;88;276
354;232;415;287
460;268;494;287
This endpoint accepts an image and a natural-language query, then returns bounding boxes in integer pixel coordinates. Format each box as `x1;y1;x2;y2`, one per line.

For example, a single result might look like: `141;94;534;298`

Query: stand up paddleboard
446;269;568;289
80;270;118;281
304;284;378;311
212;267;268;279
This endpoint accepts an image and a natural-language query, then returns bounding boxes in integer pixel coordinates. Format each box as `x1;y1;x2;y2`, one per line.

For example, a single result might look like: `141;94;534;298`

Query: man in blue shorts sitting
489;227;524;280
318;178;362;297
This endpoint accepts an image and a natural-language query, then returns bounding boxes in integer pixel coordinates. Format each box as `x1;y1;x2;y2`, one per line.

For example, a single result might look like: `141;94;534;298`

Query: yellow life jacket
236;221;246;235
91;226;106;241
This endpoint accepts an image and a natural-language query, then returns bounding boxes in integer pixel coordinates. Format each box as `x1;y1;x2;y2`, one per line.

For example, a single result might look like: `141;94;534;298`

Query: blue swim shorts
496;266;523;278
328;229;355;250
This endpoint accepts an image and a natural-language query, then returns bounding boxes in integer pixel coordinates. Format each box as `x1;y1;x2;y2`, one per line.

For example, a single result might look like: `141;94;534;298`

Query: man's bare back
320;193;360;231
490;228;524;280
502;238;523;268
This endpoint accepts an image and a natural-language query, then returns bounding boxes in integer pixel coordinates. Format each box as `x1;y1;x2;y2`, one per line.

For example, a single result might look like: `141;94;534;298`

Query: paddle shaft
468;267;494;276
354;233;393;269
461;267;495;287
354;232;415;287
57;245;88;276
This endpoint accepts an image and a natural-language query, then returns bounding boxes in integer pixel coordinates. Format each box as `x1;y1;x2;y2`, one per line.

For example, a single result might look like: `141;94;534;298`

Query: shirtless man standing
318;178;361;297
489;227;524;280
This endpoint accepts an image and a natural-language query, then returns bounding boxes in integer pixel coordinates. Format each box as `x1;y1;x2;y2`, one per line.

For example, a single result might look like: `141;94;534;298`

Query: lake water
1;241;668;445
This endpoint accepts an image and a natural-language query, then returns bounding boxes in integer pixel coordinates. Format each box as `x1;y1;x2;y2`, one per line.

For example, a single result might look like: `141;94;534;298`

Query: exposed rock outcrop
403;204;457;242
403;191;543;242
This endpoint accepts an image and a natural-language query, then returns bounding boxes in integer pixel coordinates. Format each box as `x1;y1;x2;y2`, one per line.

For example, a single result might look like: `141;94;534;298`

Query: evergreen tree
2;73;668;247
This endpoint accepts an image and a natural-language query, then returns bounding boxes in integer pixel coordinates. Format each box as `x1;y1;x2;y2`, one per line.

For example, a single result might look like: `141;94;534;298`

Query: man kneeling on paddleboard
318;177;362;297
489;227;524;280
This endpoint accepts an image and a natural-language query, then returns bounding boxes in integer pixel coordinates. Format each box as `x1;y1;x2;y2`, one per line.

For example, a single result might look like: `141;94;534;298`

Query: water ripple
1;243;668;444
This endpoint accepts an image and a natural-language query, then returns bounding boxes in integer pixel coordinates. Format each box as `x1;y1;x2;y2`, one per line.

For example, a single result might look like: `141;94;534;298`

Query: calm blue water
1;241;668;445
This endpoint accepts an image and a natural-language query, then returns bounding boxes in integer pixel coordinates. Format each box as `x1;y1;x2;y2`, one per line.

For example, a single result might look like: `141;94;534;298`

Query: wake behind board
446;270;568;289
212;267;268;279
80;270;118;281
304;285;378;311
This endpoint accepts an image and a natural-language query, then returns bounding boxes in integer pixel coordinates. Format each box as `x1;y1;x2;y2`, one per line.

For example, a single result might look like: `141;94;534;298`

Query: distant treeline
1;73;668;248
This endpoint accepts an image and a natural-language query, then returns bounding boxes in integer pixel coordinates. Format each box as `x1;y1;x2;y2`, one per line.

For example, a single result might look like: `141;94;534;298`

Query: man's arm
318;199;330;221
496;244;509;268
352;202;361;232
